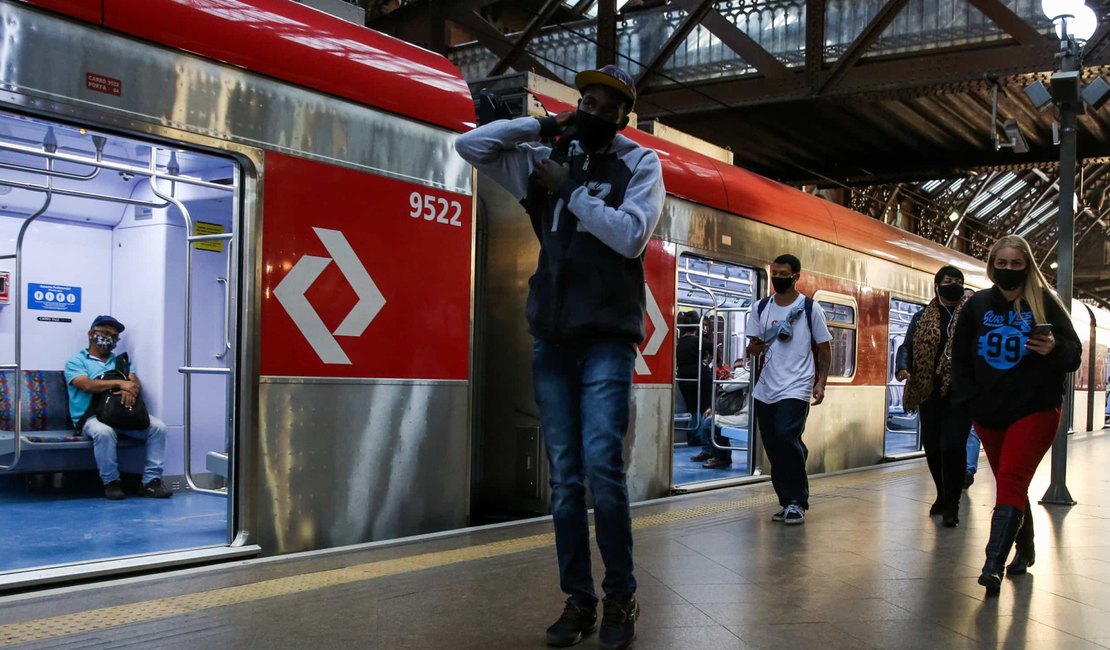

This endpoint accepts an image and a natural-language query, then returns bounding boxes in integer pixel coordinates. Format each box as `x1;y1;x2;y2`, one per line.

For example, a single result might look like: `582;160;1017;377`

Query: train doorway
0;110;242;582
884;298;925;456
672;254;757;488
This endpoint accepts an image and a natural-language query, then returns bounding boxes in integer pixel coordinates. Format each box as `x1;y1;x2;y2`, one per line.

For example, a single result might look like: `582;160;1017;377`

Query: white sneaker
772;508;786;522
783;504;806;525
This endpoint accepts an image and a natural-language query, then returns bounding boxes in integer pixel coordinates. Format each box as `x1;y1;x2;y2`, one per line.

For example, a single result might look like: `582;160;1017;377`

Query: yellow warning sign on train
194;222;225;252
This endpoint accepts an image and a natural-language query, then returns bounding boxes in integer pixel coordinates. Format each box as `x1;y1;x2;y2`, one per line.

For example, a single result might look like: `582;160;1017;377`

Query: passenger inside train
0;109;235;571
64;314;171;500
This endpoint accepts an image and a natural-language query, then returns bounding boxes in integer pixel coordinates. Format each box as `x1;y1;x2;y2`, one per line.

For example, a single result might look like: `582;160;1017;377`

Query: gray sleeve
566;148;665;258
453;117;551;201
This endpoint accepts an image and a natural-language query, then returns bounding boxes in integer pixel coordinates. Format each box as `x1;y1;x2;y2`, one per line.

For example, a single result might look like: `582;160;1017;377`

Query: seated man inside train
64;315;171;500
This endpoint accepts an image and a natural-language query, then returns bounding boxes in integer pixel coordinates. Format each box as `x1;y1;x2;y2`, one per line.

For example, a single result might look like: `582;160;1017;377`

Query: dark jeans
919;395;971;513
755;398;810;509
533;339;637;602
697;416;731;462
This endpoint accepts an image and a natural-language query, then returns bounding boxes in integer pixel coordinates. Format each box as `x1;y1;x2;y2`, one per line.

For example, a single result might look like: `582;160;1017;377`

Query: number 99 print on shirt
976;309;1032;370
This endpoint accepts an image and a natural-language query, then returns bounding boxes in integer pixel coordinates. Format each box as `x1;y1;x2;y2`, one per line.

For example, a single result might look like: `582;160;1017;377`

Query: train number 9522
409;191;463;227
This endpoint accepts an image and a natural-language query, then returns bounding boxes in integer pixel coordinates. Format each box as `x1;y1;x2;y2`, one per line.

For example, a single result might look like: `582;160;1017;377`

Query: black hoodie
950;286;1082;428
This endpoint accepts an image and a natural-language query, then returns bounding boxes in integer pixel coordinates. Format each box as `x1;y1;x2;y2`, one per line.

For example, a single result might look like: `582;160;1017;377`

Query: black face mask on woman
994;267;1028;291
574;109;620;151
771;276;795;294
937;283;964;302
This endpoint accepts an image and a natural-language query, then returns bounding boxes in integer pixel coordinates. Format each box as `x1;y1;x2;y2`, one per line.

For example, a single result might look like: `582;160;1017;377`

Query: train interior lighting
0;109;238;573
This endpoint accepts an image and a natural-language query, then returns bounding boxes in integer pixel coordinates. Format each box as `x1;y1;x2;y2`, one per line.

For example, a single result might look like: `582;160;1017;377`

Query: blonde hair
986;234;1068;323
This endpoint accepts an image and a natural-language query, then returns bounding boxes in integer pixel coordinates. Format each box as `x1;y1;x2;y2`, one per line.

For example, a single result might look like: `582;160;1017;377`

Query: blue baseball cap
575;65;636;108
91;315;125;334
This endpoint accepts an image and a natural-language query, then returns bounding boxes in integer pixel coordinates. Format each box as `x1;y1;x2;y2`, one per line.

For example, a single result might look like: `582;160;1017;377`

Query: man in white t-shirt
745;254;833;525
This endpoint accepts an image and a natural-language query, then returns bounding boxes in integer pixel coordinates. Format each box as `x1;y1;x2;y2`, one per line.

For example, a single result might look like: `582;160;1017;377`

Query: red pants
973;407;1061;509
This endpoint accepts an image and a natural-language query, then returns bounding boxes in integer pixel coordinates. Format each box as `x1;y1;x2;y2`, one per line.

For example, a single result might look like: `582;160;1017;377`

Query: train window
813;291;857;381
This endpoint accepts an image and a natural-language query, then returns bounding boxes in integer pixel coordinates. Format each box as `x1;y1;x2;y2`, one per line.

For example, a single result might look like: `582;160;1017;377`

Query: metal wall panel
257;379;469;554
0;2;471;194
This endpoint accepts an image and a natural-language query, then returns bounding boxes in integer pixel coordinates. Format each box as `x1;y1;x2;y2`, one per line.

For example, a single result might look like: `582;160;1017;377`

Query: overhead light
1031;168;1051;182
952;228;961;236
949;211;960;222
1002;119;1030;154
1025;80;1053;111
1050;261;1059;269
1081;77;1110;109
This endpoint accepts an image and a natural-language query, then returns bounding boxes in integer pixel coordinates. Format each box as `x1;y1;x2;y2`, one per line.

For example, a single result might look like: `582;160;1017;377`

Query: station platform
1;429;1108;649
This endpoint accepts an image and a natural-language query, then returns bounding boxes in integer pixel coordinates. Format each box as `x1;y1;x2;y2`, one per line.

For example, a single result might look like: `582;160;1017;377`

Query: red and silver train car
0;0;1105;590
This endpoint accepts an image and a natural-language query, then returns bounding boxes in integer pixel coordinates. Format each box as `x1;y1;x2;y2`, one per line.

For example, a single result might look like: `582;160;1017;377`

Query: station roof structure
366;0;1110;306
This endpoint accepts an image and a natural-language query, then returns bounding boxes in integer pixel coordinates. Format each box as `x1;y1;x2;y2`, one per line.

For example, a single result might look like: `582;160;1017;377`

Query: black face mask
994;267;1028;291
574;109;620;151
937;283;964;302
771;276;795;294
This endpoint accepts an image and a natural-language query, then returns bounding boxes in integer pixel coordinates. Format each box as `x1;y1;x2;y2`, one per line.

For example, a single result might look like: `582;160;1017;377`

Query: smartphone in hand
1031;323;1053;337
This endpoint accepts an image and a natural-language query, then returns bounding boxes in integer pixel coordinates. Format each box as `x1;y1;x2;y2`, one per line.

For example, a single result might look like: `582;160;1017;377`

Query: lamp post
1036;0;1097;506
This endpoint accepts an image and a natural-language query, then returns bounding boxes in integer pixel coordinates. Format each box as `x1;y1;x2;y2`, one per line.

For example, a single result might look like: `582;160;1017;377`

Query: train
0;0;1105;590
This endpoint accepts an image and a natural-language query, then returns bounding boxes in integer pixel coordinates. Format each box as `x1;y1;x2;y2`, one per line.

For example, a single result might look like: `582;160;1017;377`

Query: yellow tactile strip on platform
0;466;924;646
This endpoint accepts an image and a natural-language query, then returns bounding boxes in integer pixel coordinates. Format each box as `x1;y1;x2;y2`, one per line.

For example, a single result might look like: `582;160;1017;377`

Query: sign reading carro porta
28;283;81;313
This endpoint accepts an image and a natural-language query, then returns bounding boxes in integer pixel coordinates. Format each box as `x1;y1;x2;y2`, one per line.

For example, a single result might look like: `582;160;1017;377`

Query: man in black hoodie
455;66;665;649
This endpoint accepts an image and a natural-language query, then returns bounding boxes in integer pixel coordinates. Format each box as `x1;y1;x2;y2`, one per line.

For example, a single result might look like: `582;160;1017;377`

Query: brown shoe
689;451;712;462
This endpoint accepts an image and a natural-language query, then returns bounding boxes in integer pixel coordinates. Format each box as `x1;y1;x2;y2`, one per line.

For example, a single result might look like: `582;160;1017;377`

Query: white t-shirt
745;294;833;404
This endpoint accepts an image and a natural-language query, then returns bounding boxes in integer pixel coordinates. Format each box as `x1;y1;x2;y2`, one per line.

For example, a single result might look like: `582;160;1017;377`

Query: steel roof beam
488;0;563;76
635;0;715;93
441;4;562;80
967;0;1049;48
671;0;791;81
817;0;912;96
806;0;826;91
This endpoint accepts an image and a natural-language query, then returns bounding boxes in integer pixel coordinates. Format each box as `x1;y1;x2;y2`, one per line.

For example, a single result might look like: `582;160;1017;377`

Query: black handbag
79;353;151;431
716;387;747;416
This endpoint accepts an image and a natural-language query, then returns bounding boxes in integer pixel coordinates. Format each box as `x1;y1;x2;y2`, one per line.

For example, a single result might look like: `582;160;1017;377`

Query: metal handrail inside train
684;271;750;455
0;160;53;470
148;149;234;498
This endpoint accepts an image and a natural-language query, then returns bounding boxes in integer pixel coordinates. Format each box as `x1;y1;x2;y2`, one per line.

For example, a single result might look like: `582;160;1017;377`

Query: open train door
0;109;258;590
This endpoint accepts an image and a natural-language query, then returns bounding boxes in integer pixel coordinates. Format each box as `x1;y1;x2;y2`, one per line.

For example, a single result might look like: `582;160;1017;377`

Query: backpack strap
804;296;818;359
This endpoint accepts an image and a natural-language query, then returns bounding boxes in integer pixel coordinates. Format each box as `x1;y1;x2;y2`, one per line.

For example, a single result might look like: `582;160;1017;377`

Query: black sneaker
104;480;125;500
545;597;596;647
598;593;638;650
140;478;173;499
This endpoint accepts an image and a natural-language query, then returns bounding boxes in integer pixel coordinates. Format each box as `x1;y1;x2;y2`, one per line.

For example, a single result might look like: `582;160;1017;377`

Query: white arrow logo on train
273;228;386;365
635;283;669;375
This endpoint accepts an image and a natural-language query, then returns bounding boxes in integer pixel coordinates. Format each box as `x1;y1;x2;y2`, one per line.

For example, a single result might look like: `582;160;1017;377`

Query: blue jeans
966;427;981;474
83;415;167;485
698;416;731;462
755;398;810;509
533;339;636;602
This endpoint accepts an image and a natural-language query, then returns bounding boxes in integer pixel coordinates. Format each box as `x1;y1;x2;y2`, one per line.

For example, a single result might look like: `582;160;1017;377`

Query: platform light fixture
1030;0;1102;507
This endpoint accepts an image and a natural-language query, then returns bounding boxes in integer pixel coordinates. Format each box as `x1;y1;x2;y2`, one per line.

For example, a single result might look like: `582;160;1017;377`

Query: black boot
1007;504;1035;575
979;505;1024;595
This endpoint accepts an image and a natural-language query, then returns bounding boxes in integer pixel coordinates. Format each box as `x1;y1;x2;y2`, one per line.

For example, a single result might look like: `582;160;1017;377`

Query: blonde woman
951;235;1082;595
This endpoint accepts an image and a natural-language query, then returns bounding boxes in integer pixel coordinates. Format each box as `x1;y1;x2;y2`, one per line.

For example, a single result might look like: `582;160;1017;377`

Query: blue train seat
0;370;141;473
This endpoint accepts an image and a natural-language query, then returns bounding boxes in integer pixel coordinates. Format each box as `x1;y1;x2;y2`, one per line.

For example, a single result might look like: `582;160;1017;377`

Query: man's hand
117;380;140;397
746;339;769;357
119;390;136;408
534;158;570;191
553;109;575;130
895;369;910;382
812;382;826;406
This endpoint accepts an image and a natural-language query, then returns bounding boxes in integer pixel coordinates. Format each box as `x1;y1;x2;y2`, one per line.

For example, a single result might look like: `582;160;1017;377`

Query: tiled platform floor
1;430;1107;649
